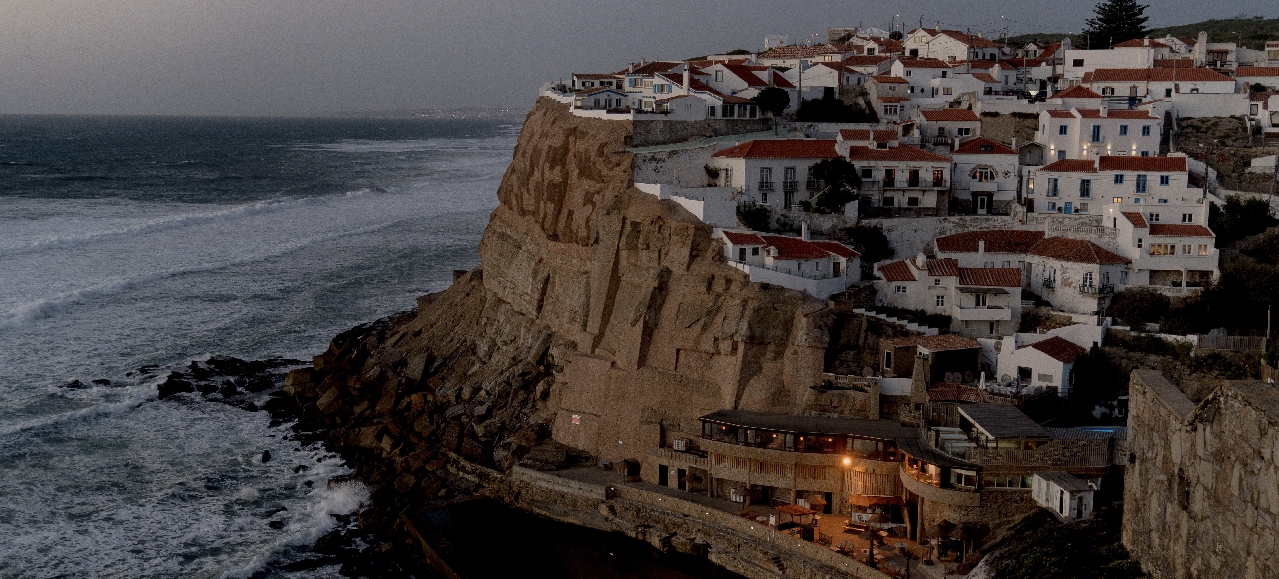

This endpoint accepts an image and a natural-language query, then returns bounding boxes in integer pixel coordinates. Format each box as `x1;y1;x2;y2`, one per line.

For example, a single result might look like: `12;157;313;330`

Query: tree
1084;0;1151;48
751;87;791;117
1251;82;1268;93
889;30;903;41
1210;195;1278;244
809;158;862;213
833;225;893;264
1106;288;1171;326
726;48;752;55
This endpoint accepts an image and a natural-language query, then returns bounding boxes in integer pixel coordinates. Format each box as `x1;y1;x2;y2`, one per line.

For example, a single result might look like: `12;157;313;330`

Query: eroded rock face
288;98;832;491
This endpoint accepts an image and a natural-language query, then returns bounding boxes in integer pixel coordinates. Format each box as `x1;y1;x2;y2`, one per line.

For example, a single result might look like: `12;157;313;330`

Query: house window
1253;104;1261;116
1058;125;1069;136
1079;202;1089;212
1114;174;1125;185
751;247;760;255
907;197;920;206
1142;125;1152;136
1141;151;1151;157
1119;125;1129;136
1047;178;1059;197
759;167;772;190
943;87;953;95
1165;88;1173;97
1182;213;1193;222
1160;175;1170;186
895;285;907;293
714;70;723;82
1057;150;1066;160
1137;238;1143;248
1149;213;1159;222
1047;201;1058;211
1027;178;1034;195
884;105;899;115
1135;174;1148;193
1102;87;1115;96
1079;179;1091;198
884;350;892;369
956;127;971;136
1149;243;1175;255
722;168;732;187
1073;59;1084;67
1113;196;1124;204
1083;271;1094;286
1091;125;1102;142
936;295;945;307
909;49;920;57
973;167;994;182
861;168;873;179
1182;244;1192;255
905;70;912;77
934;278;942;286
1198;244;1209;255
708;106;716;117
883;196;895;206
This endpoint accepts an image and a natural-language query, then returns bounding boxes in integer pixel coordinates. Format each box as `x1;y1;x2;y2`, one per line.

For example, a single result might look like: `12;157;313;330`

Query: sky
0;0;1274;116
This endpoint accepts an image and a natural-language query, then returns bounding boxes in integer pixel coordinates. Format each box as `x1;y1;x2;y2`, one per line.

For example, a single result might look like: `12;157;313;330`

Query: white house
890;57;955;97
1036;107;1161;162
995;336;1087;397
573;88;629;110
1114;211;1218;290
571;73;621;91
1026;236;1131;315
874;255;1023;338
1033;471;1095;521
951;137;1019;215
1046;85;1105;110
868;75;911;120
903;28;1005;62
1095;156;1207;225
708;139;840;210
718;230;860;299
934;229;1046;268
1237;67;1279;91
911;108;981;144
1080;67;1237;99
842;133;952;215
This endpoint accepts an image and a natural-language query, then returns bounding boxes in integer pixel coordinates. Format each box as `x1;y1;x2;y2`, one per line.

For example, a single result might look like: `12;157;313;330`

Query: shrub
737;203;771;231
1106;289;1170;326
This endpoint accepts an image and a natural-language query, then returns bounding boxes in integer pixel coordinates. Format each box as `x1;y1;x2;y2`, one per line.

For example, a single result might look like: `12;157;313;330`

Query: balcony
1078;284;1115;295
1042;278;1056;289
930;136;952;146
954;305;1012;321
758;181;774;191
782;180;799;191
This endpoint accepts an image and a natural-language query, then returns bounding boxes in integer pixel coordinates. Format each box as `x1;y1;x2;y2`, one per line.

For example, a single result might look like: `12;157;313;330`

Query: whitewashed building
1035;108;1161;162
874;255;1023;338
718;230;860;299
708;139;840;210
951;137;1019;215
902;28;1005;62
995;336;1087;398
1033;471;1095;521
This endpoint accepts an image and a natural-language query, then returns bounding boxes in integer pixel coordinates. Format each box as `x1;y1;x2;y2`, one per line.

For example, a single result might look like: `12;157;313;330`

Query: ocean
0;115;515;578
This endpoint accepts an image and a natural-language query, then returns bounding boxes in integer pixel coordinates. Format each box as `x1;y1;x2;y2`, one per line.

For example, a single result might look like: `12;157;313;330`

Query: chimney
1100;105;1108;117
801;221;811;241
978;238;986;262
683;66;691;94
628;63;635;74
1012;136;1018;150
916;252;927;268
1144;37;1150;46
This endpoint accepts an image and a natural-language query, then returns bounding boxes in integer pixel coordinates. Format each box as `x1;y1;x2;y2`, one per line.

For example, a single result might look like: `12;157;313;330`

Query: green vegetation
1006;16;1279;50
1253;83;1270;93
1085;0;1152;48
1067;346;1128;422
1210;196;1278;245
750;87;791;117
1106;289;1171;327
809;158;862;213
725;49;752;55
829;225;893;264
987;508;1148;579
795;96;877;123
737;203;771;231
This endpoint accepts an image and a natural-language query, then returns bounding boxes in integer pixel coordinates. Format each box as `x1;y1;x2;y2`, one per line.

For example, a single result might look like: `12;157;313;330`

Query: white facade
951;138;1019;214
706;139;840;211
1036;108;1161;162
718;230;861;299
994;337;1083;397
1033;472;1095;522
874;255;1023;338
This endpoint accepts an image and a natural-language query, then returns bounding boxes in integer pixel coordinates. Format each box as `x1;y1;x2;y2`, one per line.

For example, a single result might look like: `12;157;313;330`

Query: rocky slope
282;98;836;572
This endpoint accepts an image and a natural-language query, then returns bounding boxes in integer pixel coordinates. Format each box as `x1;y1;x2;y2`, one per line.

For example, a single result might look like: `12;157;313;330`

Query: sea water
0;115;515;578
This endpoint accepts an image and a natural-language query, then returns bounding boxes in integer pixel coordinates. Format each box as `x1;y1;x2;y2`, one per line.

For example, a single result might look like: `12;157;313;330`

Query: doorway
976;194;989;214
658;464;668;486
677;468;687;491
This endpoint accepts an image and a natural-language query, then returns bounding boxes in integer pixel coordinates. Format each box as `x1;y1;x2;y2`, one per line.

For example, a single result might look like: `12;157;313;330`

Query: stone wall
1123;369;1279;579
633;144;729;188
630;118;775;148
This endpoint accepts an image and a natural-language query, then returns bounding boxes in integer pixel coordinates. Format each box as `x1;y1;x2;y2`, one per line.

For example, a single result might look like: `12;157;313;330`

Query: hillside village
532;19;1279;579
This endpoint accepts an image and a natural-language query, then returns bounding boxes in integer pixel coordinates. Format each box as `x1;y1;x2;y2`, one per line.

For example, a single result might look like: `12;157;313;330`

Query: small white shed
1033;471;1095;521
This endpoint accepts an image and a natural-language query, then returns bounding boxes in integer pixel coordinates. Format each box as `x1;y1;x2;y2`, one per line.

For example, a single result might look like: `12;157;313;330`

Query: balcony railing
1079;284;1115;295
882;179;949;190
1042;278;1056;289
782;180;799;191
930;136;952;146
758;181;774;191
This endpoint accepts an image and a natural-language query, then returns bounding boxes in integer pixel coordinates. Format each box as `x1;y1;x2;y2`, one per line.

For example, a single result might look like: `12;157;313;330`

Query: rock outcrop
284;97;832;516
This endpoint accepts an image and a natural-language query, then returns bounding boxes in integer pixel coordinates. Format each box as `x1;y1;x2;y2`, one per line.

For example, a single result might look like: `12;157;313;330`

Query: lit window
1113;197;1124;204
1198;244;1208;255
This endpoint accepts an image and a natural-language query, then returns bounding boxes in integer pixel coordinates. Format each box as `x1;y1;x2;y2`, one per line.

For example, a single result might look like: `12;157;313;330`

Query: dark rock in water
136;365;158;376
312;529;347;555
91;379;111;386
188;361;212;380
246;376;274;392
294;464;309;473
261;450;272;463
63;380;87;389
157;373;195;399
219;381;239;398
268;520;285;530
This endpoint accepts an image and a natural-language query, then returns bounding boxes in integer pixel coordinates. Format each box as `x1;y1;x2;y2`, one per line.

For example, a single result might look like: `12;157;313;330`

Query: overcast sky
0;0;1274;116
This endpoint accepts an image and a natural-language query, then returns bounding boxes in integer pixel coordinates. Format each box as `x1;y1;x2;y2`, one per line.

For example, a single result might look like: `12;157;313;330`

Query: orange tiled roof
899;57;953;69
1238;67;1279;77
1040;159;1098;172
871;75;909;84
888;333;982;352
953;137;1016;155
843;55;892;66
1026;336;1087;363
1075;109;1157;119
1153;58;1196;68
926;258;959;276
758;45;843;59
810;240;860;259
1112;38;1170;48
919;109;980;122
971;73;1000;83
934;29;1004;49
878;260;916;282
1121;212;1149;228
721;231;767;245
722;63;770;87
1028;237;1130;265
1049;86;1102;99
958;267;1022;287
845;144;951;162
1045;109;1078;118
1098;156;1187;172
1083;67;1233;83
1149;224;1214;237
838;129;899;142
935;230;1046;253
712;139;839;159
761;235;834;260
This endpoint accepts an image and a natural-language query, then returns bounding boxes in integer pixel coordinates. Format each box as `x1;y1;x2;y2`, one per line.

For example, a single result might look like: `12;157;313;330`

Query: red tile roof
845;144;951;162
721;231;766;245
871;75;909;84
1075;108;1157;119
934;29;1004;49
721;63;770;87
712;139;839;159
1238;67;1279;77
1097;156;1187;172
1083;67;1233;83
1028;237;1131;265
926;258;959;276
1149;224;1214;238
1121;212;1149;228
810;240;860;259
935;230;1046;253
1049;86;1102;100
878;96;911;103
878;260;916;282
899;57;953;69
957;59;999;69
888;333;982;352
1040;159;1098;172
1026;336;1087;363
838;129;899;142
758;45;843;59
761;235;834;260
953;137;1017;155
1045;109;1078;118
575;73;620;80
959;268;1022;287
971;73;1000;83
843;55;892;66
1153;58;1196;68
771;73;797;89
919;109;980;122
1112;38;1169;48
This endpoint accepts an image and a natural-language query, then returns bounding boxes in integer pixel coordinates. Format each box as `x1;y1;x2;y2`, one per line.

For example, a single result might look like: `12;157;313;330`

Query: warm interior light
842;457;852;466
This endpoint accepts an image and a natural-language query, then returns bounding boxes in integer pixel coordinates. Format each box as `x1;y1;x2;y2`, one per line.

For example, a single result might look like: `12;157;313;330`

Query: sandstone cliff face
286;99;833;490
